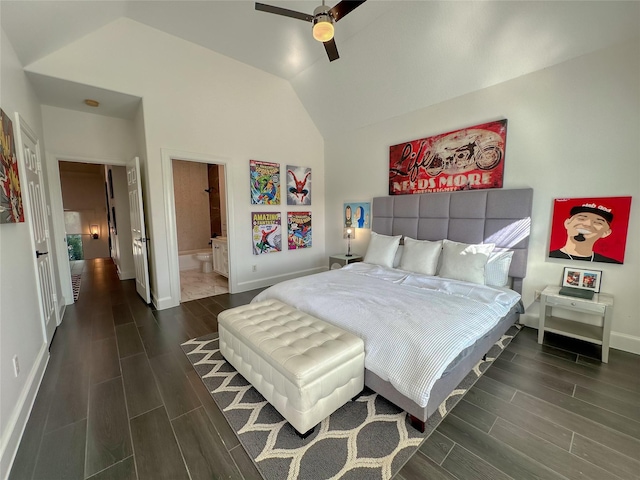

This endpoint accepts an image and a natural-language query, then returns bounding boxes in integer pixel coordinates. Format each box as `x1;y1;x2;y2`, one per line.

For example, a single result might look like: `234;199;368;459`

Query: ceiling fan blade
329;0;367;22
255;3;313;22
323;38;340;62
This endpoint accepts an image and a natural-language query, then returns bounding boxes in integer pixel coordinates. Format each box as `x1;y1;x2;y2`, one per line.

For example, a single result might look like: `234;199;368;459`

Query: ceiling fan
255;1;367;62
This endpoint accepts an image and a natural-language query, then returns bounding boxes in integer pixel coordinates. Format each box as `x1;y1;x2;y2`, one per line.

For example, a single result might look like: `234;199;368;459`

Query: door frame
46;154;126;305
161;148;234;306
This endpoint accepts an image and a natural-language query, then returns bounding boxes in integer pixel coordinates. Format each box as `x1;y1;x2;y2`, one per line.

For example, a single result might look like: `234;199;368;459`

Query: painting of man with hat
549;196;632;264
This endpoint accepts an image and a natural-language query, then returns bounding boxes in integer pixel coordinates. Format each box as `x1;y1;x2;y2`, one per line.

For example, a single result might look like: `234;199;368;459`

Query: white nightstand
329;254;363;269
538;285;614;363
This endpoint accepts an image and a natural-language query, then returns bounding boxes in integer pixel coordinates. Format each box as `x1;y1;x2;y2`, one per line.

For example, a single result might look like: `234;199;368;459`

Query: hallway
9;258;264;480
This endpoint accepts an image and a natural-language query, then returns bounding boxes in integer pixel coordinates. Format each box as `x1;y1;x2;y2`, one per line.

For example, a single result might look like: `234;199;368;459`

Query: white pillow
485;250;514;287
438;239;495;284
363;232;402;268
393;245;404;268
399;237;442;275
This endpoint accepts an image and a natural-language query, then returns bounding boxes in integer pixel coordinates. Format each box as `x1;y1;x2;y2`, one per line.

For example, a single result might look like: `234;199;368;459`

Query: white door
127;156;151;304
14;114;59;345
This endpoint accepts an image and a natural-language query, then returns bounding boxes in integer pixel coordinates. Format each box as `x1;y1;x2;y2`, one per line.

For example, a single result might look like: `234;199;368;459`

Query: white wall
325;39;640;353
26;18;325;308
0;28;56;480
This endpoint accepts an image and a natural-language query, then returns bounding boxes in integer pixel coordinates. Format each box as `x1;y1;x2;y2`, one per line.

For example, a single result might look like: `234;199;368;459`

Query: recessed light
84;99;100;107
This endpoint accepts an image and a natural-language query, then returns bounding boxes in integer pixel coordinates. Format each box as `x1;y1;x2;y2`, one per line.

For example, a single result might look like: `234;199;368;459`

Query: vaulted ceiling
2;1;639;137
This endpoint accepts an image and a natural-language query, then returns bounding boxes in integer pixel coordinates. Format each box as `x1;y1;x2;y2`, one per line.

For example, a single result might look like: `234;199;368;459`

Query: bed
253;188;533;431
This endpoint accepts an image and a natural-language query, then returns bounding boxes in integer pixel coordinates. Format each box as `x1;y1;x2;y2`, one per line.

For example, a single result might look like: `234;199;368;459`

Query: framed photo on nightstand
562;267;602;293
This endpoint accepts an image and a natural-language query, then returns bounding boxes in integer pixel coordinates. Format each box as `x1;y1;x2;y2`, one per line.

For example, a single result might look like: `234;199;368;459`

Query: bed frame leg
408;414;426;433
483;354;487;361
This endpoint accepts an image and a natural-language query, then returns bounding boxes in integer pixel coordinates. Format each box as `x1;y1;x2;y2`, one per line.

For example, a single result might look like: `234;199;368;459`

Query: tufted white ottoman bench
218;299;365;436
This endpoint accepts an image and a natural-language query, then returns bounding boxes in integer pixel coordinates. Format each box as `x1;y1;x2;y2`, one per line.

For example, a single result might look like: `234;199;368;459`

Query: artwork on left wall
252;211;282;255
0;108;25;223
389;119;507;195
250;160;280;205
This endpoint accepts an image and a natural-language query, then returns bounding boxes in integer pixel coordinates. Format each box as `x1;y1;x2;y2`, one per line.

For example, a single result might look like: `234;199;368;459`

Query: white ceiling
2;1;639;136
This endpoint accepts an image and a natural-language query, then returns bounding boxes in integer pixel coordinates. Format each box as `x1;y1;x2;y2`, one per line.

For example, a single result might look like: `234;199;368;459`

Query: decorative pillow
363;232;402;268
438;239;495;284
399;237;442;276
485;250;514;287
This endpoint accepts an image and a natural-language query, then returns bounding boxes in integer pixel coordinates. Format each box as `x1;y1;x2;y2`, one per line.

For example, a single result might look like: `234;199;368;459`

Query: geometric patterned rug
71;274;81;301
181;324;521;480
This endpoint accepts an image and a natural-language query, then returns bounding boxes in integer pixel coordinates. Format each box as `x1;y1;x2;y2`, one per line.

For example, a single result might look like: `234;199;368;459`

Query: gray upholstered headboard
371;188;533;293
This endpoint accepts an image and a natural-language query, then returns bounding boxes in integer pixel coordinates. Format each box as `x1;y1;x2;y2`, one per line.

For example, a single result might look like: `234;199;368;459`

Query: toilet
195;252;213;273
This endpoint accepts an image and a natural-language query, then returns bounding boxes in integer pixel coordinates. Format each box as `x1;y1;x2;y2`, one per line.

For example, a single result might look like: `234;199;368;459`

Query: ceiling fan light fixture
312;12;334;42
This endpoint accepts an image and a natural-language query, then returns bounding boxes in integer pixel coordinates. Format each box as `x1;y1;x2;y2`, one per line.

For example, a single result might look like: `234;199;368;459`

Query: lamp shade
313;15;334;42
90;224;99;239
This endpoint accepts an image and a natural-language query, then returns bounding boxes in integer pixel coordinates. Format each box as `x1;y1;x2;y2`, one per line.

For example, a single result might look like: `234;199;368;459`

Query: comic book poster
343;202;370;229
250;160;280;205
389;119;507;195
0;108;25;223
287;211;312;250
549;196;632;264
286;166;311;205
252;212;281;255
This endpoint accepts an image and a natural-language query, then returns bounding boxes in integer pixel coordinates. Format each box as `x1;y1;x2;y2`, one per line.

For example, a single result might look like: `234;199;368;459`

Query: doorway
58;161;110;300
172;159;229;302
57;161;135;301
159;148;237;308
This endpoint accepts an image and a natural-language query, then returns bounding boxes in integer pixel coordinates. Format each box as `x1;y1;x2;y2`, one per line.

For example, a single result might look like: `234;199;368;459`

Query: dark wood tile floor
9;258;640;480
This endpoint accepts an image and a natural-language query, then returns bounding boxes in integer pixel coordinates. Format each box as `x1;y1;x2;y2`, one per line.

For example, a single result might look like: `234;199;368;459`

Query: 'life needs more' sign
389;120;507;195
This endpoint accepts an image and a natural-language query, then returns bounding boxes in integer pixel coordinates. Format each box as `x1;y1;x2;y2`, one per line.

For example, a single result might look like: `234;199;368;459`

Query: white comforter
252;263;521;408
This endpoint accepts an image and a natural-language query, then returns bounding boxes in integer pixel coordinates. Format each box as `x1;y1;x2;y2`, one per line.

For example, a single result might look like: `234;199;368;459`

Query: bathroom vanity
211;237;229;278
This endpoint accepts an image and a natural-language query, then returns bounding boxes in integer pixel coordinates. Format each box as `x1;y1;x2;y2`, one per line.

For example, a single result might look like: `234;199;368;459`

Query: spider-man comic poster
250;160;280;205
286;166;311;205
389;119;507;195
252;212;281;255
287;212;311;250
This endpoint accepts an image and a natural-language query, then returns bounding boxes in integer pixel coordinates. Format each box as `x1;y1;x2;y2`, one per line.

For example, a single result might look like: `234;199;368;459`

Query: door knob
36;250;48;257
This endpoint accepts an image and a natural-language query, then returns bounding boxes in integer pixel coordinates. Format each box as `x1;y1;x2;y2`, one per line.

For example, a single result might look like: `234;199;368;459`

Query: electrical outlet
252;265;257;272
534;290;542;302
12;355;20;377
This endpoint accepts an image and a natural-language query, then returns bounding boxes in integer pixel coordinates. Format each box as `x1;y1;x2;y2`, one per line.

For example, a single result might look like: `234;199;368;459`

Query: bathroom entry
172;159;229;302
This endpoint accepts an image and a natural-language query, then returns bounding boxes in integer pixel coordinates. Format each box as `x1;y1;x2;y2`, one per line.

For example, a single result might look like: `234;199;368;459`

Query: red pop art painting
389;120;507;195
549;197;632;264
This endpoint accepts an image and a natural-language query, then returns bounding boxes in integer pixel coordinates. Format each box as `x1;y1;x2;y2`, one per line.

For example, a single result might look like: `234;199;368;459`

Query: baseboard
58;303;66;324
152;292;179;311
611;332;640;355
235;267;326;293
518;312;539;328
0;343;49;480
117;268;136;280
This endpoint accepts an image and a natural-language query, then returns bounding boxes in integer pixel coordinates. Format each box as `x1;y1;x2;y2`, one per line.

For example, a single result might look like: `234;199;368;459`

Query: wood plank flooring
9;258;640;480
